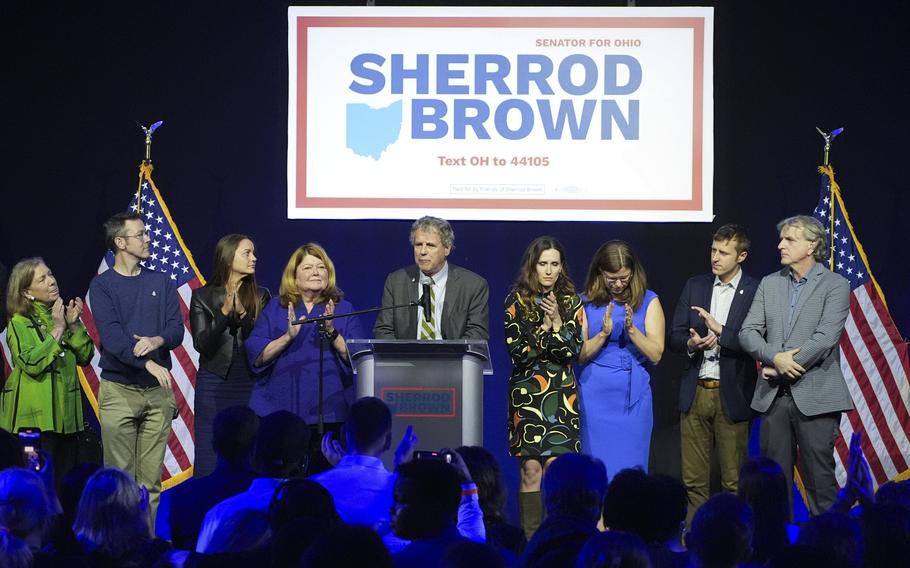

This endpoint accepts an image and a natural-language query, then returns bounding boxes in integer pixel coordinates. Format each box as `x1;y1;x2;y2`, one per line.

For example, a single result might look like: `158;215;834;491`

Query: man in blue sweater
89;212;184;522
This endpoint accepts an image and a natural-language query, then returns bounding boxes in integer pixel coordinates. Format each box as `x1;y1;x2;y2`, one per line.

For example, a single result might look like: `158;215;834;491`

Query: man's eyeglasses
121;231;149;240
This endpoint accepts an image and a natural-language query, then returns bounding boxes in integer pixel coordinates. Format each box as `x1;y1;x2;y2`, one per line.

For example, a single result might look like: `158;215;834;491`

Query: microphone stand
292;301;420;435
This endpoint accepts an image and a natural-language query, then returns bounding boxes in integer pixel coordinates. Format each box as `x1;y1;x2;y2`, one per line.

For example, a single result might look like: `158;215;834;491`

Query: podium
347;339;493;469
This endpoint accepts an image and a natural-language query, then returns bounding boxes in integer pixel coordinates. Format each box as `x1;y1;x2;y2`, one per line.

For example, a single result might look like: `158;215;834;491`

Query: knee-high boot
518;490;543;540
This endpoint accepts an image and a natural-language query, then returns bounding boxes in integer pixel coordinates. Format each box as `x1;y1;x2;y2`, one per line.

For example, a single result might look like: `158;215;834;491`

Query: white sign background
288;6;714;221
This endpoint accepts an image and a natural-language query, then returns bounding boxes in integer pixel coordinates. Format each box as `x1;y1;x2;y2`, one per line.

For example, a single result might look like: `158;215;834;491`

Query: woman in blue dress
578;240;665;479
246;243;363;473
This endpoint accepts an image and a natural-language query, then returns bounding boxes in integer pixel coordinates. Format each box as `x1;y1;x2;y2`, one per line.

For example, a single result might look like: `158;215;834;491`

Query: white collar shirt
698;269;742;380
195;477;284;553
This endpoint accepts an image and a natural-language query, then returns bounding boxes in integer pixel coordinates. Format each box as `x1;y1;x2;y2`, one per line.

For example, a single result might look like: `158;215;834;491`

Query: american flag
0;163;203;486
78;161;204;489
813;164;910;487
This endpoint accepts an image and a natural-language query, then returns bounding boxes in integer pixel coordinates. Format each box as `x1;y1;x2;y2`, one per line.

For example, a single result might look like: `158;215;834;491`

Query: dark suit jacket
373;263;490;340
669;271;759;422
740;263;853;416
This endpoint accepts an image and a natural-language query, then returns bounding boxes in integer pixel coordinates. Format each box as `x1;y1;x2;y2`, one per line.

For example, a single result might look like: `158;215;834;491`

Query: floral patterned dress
504;291;583;457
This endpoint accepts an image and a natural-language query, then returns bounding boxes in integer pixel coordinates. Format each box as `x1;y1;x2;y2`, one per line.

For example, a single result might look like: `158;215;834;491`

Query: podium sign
348;339;492;469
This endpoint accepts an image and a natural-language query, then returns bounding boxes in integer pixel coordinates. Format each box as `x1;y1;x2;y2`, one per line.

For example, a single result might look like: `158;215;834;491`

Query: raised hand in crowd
831;431;874;512
394;424;419;467
321;431;345;467
444;448;474;483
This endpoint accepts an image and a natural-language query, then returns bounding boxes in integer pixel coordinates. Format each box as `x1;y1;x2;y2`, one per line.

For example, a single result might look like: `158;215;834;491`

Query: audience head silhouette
542;453;607;522
253;410;310;478
686;492;753;568
343;396;392;455
213;405;260;465
392;458;462;540
574;531;652;568
737;456;790;563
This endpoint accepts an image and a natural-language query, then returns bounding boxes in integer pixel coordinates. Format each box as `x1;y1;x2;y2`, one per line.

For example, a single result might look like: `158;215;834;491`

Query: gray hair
777;215;828;261
409;216;455;250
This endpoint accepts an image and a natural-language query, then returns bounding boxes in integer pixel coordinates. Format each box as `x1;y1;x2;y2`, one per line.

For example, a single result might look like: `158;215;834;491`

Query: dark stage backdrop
3;1;907;517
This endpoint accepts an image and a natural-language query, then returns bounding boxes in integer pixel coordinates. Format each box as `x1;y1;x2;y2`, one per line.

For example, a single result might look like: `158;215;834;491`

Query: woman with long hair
190;234;271;477
1;258;93;487
578;241;664;478
456;445;526;557
73;467;170;566
246;243;364;473
504;236;583;538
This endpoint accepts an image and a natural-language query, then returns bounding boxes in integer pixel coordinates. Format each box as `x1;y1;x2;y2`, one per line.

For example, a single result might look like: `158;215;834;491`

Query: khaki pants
680;384;749;524
99;380;175;526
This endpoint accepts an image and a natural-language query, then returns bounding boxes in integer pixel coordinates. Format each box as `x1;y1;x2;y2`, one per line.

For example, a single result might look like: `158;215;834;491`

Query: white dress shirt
698;269;742;380
195;477;283;553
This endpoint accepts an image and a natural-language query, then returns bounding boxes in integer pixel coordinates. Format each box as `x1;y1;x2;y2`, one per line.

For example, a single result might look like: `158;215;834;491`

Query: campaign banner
288;6;714;221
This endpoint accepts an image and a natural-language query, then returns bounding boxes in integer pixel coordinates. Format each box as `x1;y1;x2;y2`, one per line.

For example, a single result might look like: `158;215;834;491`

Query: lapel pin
739;289;743;294
152;291;157;296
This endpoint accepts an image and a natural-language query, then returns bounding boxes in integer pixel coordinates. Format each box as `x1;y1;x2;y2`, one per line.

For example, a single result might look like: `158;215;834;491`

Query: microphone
419;283;432;322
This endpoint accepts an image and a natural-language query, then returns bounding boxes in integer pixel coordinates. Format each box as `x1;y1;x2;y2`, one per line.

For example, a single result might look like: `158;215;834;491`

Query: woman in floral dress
504;236;583;538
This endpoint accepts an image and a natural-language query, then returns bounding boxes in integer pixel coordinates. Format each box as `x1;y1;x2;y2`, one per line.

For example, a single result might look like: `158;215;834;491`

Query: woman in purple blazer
246;243;364;472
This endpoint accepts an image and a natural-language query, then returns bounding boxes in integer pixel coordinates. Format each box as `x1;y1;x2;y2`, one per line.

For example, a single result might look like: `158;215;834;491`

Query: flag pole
135;121;164;213
816;127;844;269
815;126;844;167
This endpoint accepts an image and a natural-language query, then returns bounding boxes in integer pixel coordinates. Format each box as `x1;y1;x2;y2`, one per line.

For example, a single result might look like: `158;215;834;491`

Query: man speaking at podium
373;216;489;341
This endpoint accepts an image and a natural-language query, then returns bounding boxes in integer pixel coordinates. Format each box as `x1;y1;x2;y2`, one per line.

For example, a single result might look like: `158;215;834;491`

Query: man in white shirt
312;397;485;551
669;224;759;522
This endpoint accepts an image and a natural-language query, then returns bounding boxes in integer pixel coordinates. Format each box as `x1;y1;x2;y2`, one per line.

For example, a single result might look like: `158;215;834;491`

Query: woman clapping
190;234;271;477
1;258;93;486
504;237;583;538
246;243;364;473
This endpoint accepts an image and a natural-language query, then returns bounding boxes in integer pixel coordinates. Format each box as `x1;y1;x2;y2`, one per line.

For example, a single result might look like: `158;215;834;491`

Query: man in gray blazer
373;216;489;340
739;215;852;515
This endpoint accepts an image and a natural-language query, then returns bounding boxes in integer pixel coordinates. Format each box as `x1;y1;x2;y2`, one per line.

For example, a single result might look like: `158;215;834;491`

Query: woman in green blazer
2;258;93;485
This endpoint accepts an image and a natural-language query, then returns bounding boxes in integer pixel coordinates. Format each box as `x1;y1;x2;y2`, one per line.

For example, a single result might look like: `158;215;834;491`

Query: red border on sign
295;16;705;211
380;386;458;418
